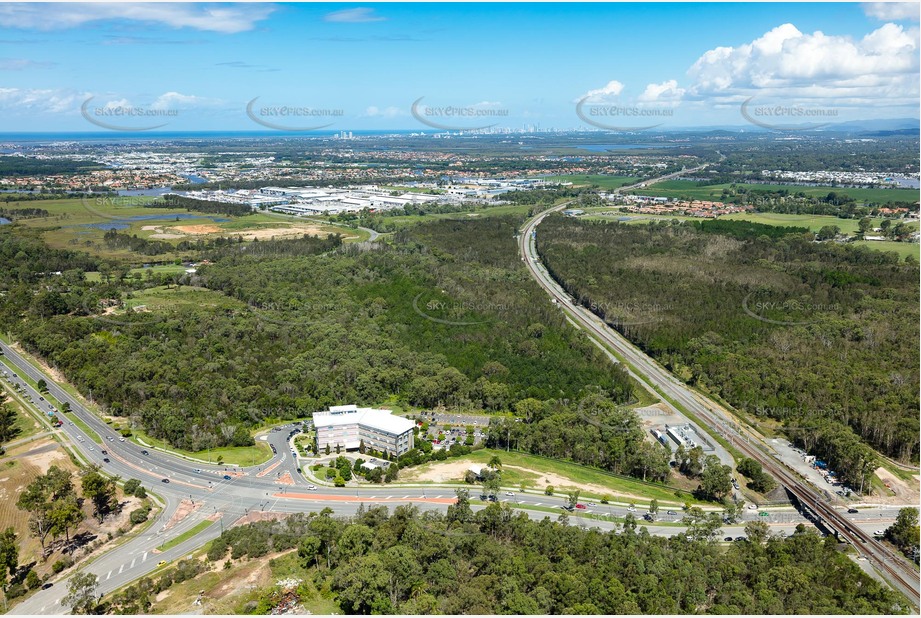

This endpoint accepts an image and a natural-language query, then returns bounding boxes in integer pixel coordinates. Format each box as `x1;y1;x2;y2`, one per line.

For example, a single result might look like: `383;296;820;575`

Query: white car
88;446;94;451
627;506;636;512
119;437;125;442
505;492;515;496
107;436;114;442
747;504;757;510
874;530;885;536
307;485;317;490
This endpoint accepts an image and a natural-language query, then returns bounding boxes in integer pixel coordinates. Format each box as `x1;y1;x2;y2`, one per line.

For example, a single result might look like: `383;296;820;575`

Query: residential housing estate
313;405;415;456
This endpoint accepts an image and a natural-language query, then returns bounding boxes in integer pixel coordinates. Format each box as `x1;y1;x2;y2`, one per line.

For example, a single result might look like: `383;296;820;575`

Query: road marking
118;564;124;574
402;495;410;499
143;552;148;562
534;502;541;506
434;495;442;498
106;571;111;580
130;557;136;568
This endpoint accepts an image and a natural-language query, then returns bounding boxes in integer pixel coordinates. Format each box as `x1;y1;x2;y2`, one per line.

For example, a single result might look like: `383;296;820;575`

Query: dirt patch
26;440;67;473
175;224;222;235
401;458;653;502
874;467;920;504
232;511;289;528
162;499;202;532
234;225;327;241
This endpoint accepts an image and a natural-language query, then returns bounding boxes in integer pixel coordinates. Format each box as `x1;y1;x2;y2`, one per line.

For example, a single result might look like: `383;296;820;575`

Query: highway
517;172;921;606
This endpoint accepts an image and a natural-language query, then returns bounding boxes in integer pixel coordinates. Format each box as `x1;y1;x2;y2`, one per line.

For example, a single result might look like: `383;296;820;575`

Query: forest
107;500;908;615
538;216;920;490
1;217;646;475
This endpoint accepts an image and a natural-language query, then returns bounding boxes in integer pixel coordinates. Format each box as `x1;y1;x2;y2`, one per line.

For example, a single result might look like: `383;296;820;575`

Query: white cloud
638;80;686;104
151;91;223;109
862;2;920;22
686;22;920;105
324;8;386;23
0;3;276;33
0;58;55;70
578;80;624;102
363;106;406;118
0;88;88;114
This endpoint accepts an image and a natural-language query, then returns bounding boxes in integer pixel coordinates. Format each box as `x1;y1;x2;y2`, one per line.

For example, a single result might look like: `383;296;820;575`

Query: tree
487;455;502;471
744;520;770;544
885;507;919;554
447;489;472;523
856;217;873;237
482;476;500;499
0;400;19;444
816;225;840;240
16;465;76;553
81;468;117;523
123;479;142;496
37;379;47;393
648;499;659;519
566;489;581;509
385;464;399;483
0;527;18;582
63;571;99;614
25;569;40;590
698;455;732;501
544;485;554;496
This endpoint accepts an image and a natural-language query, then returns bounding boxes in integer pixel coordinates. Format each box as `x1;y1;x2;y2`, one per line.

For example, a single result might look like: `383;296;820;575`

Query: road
518;172;921;606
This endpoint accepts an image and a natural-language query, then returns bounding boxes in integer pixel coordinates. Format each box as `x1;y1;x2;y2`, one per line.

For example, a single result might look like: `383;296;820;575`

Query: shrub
545;485;554;496
52;556;74;574
124;479;142;496
25;570;40;590
130;506;151;524
6;583;25;599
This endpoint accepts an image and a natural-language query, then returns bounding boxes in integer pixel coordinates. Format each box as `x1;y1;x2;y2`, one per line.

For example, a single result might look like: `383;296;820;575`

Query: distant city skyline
0;2;918;132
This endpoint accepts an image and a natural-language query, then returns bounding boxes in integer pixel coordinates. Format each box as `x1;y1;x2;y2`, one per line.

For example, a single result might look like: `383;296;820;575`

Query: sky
0;1;918;132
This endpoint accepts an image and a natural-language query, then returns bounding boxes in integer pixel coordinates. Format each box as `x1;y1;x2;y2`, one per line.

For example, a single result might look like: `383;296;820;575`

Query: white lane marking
143;552;148;562
386;495;393;499
130;557;136;568
106;570;111;580
534;502;541;506
118;564;124;574
434;495;443;499
402;495;410;499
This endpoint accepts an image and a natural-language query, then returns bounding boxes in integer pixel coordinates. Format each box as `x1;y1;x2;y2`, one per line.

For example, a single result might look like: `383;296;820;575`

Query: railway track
520;195;920;607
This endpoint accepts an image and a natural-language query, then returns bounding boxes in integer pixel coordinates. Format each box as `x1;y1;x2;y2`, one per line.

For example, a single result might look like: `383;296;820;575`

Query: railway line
519;180;920;607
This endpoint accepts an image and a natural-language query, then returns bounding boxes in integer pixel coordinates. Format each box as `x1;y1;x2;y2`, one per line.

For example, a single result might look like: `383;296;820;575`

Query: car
587;502;596;507
575;504;586;509
666;510;677;516
141;450;149;455
724;536;734;542
223;475;232;480
874;530;885;536
193;468;202;473
39;396;44;401
118;437;125;442
561;505;575;512
88;446;94;451
627;506;636;512
847;508;859;514
307;485;317;490
100;450;107;455
157;560;167;567
747;504;757;510
107;436;114;442
734;536;746;542
161;478;170;483
69;421;75;426
102;458;110;463
505;492;515;496
41;582;53;590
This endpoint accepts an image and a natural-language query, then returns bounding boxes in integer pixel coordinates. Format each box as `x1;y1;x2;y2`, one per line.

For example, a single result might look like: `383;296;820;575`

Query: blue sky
0;2;918;132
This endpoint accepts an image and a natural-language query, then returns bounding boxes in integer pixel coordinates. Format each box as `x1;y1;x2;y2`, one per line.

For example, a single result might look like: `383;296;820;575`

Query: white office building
313;405;415;456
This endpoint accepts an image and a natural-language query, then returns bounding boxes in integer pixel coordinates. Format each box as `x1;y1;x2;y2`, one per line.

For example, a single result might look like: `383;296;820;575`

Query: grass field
156;520;213;552
131;428;273;467
7;197;360;260
356;202;539;231
545;174;640;189
403;448;700;506
851;239;920;260
625;180;918;205
123;285;249;313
